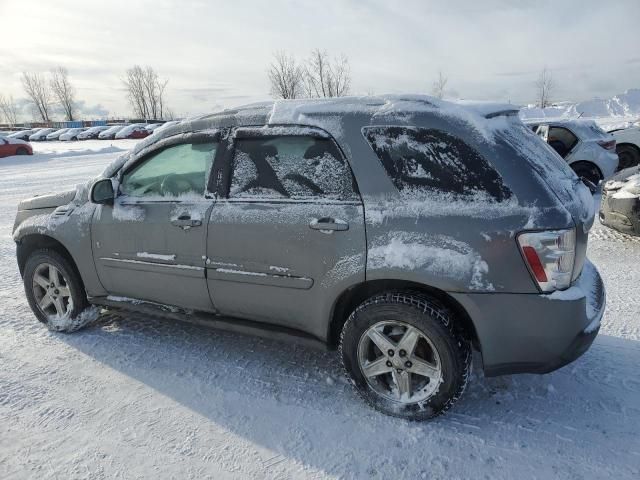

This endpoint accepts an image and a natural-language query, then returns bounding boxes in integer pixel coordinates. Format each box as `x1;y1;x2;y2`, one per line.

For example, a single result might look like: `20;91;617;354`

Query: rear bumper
451;260;605;376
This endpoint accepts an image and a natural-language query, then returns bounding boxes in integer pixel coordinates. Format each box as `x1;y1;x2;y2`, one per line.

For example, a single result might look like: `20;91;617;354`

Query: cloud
0;0;638;116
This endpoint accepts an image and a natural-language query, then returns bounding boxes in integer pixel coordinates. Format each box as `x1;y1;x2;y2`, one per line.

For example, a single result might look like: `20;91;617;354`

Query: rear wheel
571;161;602;186
616;144;640;170
340;292;471;420
16;147;29;155
23;249;91;332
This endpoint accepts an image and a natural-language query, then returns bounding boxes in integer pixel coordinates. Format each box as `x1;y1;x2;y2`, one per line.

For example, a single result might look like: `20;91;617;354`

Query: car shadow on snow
58;311;640;478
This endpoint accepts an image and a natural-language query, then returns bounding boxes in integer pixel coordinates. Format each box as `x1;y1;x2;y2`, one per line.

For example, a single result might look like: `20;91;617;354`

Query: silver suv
13;96;605;420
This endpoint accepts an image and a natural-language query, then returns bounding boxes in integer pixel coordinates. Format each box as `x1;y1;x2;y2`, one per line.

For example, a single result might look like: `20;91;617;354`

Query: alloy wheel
32;263;73;318
357;321;442;404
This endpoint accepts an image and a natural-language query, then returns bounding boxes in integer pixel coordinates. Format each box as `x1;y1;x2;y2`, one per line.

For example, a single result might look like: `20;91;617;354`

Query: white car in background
8;129;39;141
28;128;56;141
77;125;111;140
144;123;164;134
528;119;619;185
59;127;87;141
608;126;640;170
46;128;70;141
98;125;125;140
151;120;180;135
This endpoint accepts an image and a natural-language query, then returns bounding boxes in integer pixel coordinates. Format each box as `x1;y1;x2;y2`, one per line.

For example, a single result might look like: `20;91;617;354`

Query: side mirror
90;178;115;205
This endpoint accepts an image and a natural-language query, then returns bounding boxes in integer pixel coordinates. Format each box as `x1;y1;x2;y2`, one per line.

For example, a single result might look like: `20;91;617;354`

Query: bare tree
0;94;19;126
21;72;52;122
50;67;76;121
122;65;170;119
268;51;304;99
535;67;554;108
431;71;448;99
303;49;351;98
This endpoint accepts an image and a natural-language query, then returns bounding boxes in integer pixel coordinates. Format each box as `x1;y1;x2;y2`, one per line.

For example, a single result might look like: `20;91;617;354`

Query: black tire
23;249;90;332
571;161;602;186
340;292;471;420
16;147;29;155
616;144;640;170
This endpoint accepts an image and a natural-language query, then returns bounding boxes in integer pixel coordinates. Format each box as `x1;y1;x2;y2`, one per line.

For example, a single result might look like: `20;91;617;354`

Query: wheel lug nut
386;360;392;367
387;350;394;357
399;349;407;357
405;361;412;368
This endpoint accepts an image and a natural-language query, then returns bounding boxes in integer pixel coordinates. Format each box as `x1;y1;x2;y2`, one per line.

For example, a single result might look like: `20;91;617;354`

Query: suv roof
133;95;520;154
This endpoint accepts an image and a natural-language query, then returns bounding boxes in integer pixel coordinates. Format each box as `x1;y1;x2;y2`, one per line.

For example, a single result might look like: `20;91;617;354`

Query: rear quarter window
363;126;511;201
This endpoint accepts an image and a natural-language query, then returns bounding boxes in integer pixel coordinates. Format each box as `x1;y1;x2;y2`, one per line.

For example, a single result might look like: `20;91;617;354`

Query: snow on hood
18;190;76;210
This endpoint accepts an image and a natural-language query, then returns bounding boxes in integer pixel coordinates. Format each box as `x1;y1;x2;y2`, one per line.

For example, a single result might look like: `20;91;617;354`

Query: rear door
91;134;220;311
206;126;366;339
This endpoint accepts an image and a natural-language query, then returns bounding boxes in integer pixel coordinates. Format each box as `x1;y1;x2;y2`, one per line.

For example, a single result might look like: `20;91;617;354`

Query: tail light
597;139;616;151
517;229;576;292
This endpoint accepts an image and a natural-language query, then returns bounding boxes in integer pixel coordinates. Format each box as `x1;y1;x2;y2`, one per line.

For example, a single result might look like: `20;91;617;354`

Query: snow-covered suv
529;119;619;185
13;96;605;420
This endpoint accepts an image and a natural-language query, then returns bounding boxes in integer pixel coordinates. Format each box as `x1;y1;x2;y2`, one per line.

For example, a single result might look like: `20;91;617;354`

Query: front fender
14;203;108;297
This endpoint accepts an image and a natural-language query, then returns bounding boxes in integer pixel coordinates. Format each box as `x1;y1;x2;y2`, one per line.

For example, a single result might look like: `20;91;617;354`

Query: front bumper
451;260;605;376
599;190;640;236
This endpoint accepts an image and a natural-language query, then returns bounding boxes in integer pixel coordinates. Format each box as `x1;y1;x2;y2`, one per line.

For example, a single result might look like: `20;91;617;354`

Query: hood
18;190;77;210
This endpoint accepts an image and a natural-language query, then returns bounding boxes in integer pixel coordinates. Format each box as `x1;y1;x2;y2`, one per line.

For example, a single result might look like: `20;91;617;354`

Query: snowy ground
1;141;639;479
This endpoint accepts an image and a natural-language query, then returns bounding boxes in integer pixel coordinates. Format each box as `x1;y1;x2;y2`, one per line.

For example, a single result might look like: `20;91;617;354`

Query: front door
206;126;366;340
92;137;220;311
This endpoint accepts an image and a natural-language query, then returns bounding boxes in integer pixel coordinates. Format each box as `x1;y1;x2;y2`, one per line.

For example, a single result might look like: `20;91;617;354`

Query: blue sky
1;0;639;119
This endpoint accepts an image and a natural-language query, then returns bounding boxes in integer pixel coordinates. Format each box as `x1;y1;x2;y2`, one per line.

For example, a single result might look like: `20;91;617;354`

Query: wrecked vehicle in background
528;119;619;185
13;95;605;420
600;165;640;236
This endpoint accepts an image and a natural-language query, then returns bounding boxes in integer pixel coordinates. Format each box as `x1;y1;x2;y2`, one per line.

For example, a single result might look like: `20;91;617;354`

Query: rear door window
548;126;578;157
363;126;511;201
229;134;357;200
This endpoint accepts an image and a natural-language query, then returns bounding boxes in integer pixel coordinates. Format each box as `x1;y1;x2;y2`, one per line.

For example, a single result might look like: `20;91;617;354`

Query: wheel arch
328;279;481;353
569;160;603;179
16;234;82;285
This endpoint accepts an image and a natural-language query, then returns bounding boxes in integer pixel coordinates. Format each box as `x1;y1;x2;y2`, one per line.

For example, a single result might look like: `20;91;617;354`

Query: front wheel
23;249;91;332
16;147;29;155
340;293;471;420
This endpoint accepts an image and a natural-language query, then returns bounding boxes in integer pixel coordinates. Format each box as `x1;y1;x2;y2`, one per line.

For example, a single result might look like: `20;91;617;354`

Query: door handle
171;215;202;229
309;217;349;232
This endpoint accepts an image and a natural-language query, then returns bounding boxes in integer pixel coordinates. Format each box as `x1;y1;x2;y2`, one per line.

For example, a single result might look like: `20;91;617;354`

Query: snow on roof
168;95;523;146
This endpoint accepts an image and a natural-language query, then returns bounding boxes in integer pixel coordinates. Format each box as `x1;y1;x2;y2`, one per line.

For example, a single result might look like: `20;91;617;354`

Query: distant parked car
115;123;149;140
8;129;39;141
46;128;70;141
0;137;33;158
77;126;111;140
59;128;87;141
609;126;640;170
151;120;180;135
98;125;125;140
29;128;57;141
529;119;619;185
145;123;164;134
600;165;640;236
